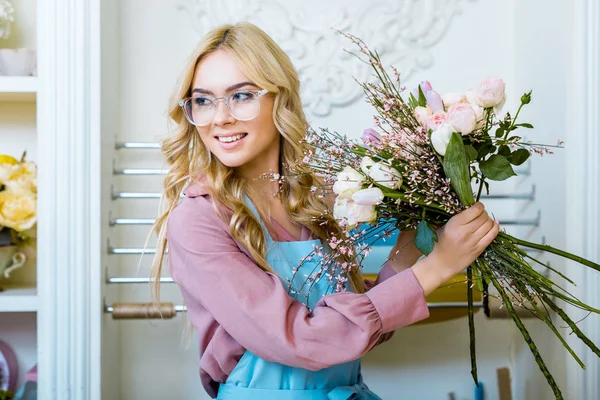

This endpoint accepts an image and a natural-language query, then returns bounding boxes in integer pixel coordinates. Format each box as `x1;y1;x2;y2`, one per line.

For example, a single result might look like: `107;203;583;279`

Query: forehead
192;50;250;92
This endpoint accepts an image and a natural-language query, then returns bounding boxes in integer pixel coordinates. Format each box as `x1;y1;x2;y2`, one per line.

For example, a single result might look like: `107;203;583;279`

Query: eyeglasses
179;89;269;126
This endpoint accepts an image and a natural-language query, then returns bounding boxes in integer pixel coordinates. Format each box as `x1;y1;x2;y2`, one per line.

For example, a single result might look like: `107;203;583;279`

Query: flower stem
499;232;600;271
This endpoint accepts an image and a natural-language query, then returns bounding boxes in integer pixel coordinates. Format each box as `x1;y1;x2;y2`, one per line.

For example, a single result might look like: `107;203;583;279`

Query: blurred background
0;0;598;399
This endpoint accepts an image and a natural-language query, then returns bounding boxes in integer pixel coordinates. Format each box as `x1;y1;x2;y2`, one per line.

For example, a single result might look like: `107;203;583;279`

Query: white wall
101;1;584;399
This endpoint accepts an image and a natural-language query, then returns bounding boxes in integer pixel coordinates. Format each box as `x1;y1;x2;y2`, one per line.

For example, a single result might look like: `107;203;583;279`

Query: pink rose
413;105;432;126
426;111;449;132
474;77;506;108
448;103;477;135
442;92;466;110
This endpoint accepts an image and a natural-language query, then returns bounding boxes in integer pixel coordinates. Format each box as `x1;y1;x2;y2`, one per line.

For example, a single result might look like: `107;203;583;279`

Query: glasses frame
179;88;269;126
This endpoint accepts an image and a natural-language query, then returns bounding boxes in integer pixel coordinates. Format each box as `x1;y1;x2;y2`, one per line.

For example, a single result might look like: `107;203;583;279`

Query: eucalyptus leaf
415;219;438;255
479;155;517;181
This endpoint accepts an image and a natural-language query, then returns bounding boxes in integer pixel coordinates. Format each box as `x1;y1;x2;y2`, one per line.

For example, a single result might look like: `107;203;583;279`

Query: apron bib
216;196;382;400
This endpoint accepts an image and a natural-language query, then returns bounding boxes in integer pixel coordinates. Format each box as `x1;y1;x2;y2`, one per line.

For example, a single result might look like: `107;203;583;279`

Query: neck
238;137;282;198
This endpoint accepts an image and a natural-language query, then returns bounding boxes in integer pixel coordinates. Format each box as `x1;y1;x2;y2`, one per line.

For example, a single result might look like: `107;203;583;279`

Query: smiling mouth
216;133;248;143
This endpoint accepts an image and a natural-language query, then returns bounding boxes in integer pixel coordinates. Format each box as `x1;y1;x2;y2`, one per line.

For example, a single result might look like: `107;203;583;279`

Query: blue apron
216;197;382;400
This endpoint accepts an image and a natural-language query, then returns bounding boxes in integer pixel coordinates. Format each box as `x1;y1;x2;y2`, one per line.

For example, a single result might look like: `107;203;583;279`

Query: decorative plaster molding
179;0;476;116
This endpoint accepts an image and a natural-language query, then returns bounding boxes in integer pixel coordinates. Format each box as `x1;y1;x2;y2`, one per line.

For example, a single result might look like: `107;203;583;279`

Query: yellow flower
4;162;37;194
0;191;37;232
0;155;19;165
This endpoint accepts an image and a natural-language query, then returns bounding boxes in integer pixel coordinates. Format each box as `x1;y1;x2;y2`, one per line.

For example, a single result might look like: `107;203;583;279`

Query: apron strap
243;194;274;244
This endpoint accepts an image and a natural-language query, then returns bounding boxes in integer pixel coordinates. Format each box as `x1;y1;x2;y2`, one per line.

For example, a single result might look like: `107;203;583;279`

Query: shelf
0;285;38;312
0;76;37;102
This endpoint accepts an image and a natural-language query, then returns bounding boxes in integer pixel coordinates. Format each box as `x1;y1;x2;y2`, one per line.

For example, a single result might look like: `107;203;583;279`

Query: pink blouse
167;182;430;398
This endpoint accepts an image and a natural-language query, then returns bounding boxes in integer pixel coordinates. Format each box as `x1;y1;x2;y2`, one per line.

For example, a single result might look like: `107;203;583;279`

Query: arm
365;230;425;346
167;196;430;371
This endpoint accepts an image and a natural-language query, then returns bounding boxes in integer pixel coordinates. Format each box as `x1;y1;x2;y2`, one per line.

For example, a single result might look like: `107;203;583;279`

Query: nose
212;99;235;126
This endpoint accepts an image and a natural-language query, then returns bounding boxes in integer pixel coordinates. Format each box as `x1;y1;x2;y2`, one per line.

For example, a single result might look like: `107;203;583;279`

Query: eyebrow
192;81;258;95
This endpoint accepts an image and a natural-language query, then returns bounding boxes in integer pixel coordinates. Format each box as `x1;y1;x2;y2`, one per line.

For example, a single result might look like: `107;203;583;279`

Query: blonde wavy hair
149;21;365;303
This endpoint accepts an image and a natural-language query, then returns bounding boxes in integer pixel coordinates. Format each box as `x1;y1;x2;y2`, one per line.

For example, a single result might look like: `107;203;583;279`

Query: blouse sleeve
167;195;430;371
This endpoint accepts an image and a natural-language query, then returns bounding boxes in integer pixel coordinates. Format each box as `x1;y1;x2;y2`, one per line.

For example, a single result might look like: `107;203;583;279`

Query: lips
215;133;247;143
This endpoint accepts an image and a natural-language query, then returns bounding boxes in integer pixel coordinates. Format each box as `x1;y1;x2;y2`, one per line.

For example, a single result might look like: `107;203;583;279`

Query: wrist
411;253;446;296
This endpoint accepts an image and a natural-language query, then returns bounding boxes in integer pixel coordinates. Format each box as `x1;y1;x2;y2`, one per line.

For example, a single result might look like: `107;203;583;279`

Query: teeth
218;133;246;143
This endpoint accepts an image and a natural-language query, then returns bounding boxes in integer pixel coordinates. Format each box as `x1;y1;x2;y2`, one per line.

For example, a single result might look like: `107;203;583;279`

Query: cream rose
333;197;377;227
367;162;402;189
442;92;466;109
0;191;37;232
332;166;364;199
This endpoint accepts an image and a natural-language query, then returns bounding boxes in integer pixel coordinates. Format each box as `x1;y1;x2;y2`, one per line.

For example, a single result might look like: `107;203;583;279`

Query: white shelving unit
0;76;37;101
0;0;39;396
0;286;37;312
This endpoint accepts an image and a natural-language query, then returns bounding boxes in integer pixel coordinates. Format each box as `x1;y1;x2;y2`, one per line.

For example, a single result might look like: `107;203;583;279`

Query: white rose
367;162;403;189
430;123;455;156
465;89;479;106
352;187;384;206
332;166;364;199
360;157;375;176
334;198;376;227
442;92;466;110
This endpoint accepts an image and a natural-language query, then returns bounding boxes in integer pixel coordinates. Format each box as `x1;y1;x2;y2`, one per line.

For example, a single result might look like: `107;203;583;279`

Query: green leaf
508;148;531;166
477;141;496;159
479;155;517;181
443;132;476;206
415;220;438;255
408;93;418;108
417;85;427;107
495;128;505;138
515;123;534;129
498;145;512;157
465;145;478;162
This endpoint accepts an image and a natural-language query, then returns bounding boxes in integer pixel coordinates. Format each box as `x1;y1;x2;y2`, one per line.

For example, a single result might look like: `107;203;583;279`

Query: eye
232;91;255;102
193;97;213;107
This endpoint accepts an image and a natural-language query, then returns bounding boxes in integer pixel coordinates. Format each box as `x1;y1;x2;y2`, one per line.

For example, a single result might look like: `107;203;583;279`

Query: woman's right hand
411;202;499;296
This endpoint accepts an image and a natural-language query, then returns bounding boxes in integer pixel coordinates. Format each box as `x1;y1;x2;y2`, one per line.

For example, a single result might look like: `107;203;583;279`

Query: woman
150;21;499;399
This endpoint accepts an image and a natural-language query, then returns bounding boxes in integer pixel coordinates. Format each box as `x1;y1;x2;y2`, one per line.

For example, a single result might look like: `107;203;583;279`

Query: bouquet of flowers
0;152;37;247
299;32;600;399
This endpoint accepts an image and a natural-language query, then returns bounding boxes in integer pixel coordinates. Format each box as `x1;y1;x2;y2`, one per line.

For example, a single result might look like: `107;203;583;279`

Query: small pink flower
426;111;449;132
448;103;477;135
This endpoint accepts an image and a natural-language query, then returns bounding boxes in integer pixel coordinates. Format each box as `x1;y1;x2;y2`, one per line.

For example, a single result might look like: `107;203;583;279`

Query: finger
473;217;494;242
456;202;485;225
477;220;500;249
467;211;490;233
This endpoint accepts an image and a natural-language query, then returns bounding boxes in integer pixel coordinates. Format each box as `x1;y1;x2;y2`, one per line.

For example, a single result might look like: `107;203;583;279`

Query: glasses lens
229;91;261;121
184;97;215;126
